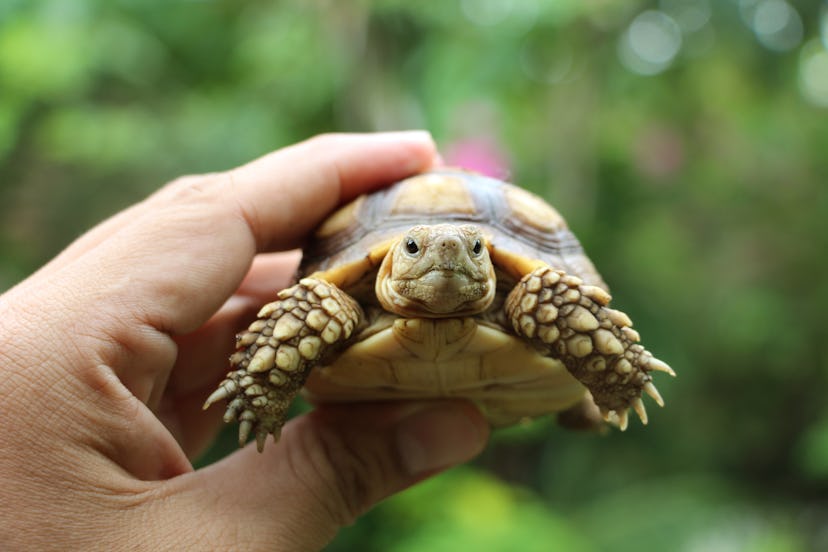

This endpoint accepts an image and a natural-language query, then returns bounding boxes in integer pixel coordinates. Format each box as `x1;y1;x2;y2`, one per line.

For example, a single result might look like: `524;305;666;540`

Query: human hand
0;132;490;551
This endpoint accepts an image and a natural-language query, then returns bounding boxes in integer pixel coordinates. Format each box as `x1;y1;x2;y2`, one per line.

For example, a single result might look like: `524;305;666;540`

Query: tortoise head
376;224;496;317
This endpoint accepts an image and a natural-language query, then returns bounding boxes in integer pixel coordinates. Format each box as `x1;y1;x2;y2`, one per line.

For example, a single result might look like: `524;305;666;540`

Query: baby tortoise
205;170;674;451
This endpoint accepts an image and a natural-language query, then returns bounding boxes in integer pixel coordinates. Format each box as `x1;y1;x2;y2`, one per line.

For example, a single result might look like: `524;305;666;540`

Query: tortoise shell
302;170;606;291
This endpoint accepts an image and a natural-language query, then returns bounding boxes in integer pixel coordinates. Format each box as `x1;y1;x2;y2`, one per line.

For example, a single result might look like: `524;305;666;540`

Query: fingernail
395;402;489;475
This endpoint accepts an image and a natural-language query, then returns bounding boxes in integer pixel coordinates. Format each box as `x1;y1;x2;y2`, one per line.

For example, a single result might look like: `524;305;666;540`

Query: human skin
0;132;490;551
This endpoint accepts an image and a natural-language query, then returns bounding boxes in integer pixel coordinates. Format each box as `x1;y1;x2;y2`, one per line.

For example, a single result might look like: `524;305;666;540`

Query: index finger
223;131;438;251
63;132;438;334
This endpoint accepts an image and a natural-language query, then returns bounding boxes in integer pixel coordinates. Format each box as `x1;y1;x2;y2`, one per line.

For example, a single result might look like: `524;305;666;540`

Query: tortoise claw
203;385;231;410
632;397;648;425
616;409;629;431
643;381;665;407
647;357;676;377
256;428;268;452
238;420;253;447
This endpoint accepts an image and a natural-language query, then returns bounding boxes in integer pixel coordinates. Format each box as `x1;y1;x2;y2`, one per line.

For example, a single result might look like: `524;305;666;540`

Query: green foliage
3;0;828;549
333;467;591;552
795;414;828;481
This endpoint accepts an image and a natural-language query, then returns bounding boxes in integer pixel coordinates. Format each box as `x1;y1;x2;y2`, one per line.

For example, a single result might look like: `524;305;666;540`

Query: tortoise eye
472;239;482;255
405;238;420;255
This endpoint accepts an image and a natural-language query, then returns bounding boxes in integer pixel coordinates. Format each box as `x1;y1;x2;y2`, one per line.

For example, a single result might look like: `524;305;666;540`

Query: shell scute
301;169;605;290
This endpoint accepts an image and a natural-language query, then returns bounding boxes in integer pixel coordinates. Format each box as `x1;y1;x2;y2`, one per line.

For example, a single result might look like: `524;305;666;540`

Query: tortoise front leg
204;278;363;451
505;266;674;429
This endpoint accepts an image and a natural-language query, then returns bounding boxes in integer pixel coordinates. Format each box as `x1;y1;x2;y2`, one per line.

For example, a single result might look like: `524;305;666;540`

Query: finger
33;128;430;275
77;131;437;333
151;131;438;252
155;401;489;550
55;132;436;403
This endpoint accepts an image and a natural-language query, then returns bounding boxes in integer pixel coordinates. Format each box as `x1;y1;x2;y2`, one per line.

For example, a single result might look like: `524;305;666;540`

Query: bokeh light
618;10;682;75
741;0;804;52
822;4;828;49
460;0;516;27
799;39;828;108
659;0;714;57
659;0;711;33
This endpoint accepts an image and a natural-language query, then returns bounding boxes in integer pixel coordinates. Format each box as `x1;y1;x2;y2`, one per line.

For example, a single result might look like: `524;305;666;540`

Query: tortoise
204;170;674;451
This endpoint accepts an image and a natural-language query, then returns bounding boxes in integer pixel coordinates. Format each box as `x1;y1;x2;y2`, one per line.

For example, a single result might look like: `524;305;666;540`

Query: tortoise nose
436;236;464;259
434;235;466;266
438;237;461;250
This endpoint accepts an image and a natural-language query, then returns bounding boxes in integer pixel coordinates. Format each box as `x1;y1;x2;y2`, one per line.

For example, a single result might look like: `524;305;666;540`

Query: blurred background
2;0;827;550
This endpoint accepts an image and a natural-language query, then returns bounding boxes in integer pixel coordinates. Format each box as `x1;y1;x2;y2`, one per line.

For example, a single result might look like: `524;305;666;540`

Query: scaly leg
204;278;363;451
505;266;674;429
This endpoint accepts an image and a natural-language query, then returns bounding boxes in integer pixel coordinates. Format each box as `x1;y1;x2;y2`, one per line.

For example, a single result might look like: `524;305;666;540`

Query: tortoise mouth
420;268;474;284
424;265;474;278
381;271;495;317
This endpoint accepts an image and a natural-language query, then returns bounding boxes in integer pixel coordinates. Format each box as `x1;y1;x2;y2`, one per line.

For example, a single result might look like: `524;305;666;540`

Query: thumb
158;401;489;551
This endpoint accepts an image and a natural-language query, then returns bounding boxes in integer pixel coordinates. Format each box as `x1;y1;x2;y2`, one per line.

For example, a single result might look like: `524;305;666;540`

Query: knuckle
157;170;264;248
156;172;227;206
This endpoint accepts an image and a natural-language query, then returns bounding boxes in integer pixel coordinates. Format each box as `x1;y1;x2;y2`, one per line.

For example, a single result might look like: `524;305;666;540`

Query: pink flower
444;137;510;178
